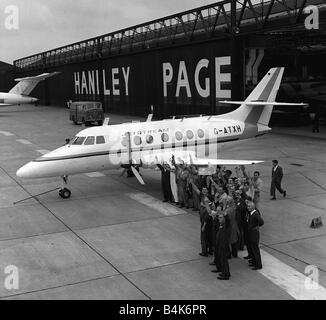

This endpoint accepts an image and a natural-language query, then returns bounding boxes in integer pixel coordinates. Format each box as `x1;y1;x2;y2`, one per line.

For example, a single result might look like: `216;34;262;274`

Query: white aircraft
0;72;59;106
16;67;306;199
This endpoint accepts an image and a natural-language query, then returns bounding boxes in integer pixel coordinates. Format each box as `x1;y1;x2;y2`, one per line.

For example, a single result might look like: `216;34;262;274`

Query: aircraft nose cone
16;163;33;179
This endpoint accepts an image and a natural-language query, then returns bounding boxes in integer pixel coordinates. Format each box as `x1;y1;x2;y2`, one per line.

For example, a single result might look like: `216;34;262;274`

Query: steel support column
231;1;244;101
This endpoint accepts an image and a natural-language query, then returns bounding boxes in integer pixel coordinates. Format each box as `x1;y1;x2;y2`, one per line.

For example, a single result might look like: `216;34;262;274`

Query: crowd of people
157;158;268;281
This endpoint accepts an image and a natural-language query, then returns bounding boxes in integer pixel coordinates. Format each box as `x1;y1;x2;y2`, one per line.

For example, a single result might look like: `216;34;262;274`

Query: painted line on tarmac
126;192;185;216
0;131;14;136
85;172;106;178
37;150;51;155
16;139;33;145
240;250;326;300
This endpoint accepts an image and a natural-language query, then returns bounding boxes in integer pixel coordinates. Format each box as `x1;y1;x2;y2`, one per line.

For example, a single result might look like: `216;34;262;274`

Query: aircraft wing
187;158;263;166
140;150;263;168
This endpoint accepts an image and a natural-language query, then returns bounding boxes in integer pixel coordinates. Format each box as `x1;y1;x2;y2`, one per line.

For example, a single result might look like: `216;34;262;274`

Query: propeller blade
131;166;145;185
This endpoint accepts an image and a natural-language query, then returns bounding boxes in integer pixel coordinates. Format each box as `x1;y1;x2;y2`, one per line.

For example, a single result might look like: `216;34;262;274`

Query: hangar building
13;0;326;124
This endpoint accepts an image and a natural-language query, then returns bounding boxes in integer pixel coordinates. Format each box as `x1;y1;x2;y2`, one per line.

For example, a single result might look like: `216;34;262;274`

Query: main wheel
59;188;71;199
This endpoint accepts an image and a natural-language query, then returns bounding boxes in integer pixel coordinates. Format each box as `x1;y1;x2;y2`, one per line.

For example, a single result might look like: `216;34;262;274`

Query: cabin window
96;136;105;144
175;131;183;141
197;129;204;138
146;135;153;144
69;137;77;145
121;136;128;147
186;130;194;140
134;136;142;145
84;136;95;145
72;137;86;145
161;133;169;143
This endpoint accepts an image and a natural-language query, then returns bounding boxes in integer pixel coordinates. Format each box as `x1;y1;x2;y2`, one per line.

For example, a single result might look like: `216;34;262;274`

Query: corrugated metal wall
30;39;233;118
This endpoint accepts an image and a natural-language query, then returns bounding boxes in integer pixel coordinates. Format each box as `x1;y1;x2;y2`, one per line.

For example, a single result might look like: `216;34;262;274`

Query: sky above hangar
0;0;222;64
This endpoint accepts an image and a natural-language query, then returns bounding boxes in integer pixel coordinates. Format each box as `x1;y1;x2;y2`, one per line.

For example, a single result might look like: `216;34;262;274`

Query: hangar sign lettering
162;56;231;99
74;67;130;97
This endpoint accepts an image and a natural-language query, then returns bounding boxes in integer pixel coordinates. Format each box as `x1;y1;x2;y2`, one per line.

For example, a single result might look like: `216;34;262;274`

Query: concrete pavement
0;105;325;300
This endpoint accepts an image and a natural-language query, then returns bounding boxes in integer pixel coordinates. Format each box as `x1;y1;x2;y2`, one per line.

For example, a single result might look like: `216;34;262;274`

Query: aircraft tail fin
222;67;285;126
9;72;60;96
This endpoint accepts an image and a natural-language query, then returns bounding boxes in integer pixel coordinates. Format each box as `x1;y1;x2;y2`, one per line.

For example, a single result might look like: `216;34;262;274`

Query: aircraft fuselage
0;92;38;105
16;116;269;179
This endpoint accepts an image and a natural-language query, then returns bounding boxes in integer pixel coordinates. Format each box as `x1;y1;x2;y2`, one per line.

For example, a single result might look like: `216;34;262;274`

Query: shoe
209;262;216;266
219;273;230;277
162;199;168;202
248;259;253;263
211;270;219;273
270;197;276;200
244;256;251;260
283;190;286;197
199;252;208;257
217;276;230;280
175;202;179;206
252;267;262;270
248;263;255;267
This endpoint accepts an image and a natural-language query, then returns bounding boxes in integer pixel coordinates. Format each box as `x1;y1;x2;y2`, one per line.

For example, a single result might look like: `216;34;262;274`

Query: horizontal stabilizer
219;100;308;107
14;72;60;82
10;72;60;96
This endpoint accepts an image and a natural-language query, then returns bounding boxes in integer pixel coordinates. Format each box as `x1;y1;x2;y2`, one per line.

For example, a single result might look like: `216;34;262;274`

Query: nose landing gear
59;175;71;199
59;188;71;199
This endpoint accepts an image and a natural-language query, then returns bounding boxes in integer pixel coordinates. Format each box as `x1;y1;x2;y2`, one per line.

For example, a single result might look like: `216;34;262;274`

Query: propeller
119;131;145;185
131;166;145;185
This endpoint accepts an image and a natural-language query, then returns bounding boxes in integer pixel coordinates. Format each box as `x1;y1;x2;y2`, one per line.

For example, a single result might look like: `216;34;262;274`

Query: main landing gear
59;175;71;199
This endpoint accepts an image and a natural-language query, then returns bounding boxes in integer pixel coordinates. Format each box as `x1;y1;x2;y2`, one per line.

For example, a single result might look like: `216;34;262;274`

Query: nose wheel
59;188;71;199
59;175;71;199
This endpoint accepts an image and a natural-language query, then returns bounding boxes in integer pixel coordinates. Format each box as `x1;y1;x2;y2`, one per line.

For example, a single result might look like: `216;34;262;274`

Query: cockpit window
96;136;105;144
84;136;95;145
72;137;86;145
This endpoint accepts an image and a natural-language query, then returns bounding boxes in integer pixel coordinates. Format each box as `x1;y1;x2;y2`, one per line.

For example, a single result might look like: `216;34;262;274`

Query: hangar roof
14;0;326;72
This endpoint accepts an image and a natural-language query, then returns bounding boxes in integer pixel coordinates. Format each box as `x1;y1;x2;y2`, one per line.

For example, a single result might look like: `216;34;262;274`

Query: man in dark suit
270;160;286;200
311;99;321;133
157;163;173;203
234;190;248;251
214;213;231;280
246;201;264;270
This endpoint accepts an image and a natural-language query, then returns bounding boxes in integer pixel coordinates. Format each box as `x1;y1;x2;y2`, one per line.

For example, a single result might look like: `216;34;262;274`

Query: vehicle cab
69;101;104;126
